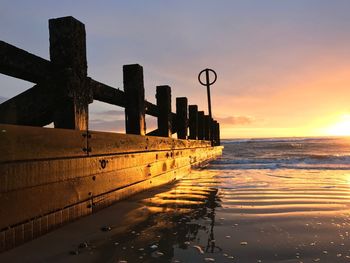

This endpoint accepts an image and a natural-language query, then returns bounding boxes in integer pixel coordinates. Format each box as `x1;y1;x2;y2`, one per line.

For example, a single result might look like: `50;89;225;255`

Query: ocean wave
222;137;322;144
212;154;350;170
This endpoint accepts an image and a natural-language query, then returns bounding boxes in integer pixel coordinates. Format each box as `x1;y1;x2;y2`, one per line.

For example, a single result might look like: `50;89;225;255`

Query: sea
3;137;350;263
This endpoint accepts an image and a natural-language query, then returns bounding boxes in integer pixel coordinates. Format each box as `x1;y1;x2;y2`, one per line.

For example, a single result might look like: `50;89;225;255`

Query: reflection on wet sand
3;160;350;262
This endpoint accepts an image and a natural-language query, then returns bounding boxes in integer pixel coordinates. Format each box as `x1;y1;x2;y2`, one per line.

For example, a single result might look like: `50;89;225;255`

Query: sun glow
325;115;350;136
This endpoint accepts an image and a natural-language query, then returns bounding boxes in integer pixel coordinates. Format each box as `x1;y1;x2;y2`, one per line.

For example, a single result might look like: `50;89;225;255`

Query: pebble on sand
193;245;204;254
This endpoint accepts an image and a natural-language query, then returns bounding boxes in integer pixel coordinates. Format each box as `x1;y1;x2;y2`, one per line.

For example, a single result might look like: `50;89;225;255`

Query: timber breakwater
0;16;222;252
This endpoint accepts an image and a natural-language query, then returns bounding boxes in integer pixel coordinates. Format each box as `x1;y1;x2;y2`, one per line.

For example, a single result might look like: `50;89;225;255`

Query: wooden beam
0;124;87;163
188;105;198;140
145;101;159;117
90;79;125;107
0;41;51;83
156;85;172;137
0;84;57;127
176;97;188;139
49;16;92;130
123;64;146;135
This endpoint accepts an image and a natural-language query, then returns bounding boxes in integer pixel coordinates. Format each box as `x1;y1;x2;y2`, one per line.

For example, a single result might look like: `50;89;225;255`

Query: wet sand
2;162;350;262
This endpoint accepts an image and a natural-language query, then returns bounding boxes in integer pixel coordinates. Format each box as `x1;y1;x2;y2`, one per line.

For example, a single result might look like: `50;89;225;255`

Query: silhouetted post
176;97;188;139
204;115;211;141
188;105;198;139
123;64;146;135
49;16;91;130
198;111;205;140
156;85;172;137
211;120;217;145
216;122;221;145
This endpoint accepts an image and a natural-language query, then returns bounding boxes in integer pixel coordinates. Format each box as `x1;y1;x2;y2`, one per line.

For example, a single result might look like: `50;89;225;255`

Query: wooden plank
91;80;160;118
0;124;87;163
145;101;158;117
123;64;146;135
156;85;172;137
176;97;188;139
0;149;176;192
0;84;57;127
91;79;126;107
88;130;210;155
49;16;91;130
0;147;216;193
0;124;210;163
188;105;198;139
0;146;220;229
0;41;51;83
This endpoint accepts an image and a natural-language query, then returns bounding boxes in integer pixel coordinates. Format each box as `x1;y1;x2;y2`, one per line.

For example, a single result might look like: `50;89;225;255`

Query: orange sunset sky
1;1;350;138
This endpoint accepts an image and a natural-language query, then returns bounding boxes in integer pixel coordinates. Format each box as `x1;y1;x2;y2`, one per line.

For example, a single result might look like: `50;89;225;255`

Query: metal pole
205;69;212;119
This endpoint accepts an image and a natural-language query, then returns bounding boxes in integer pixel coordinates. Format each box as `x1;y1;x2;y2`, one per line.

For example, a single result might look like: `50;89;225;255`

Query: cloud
216;115;254;126
93;110;124;116
89;119;125;132
89;114;157;133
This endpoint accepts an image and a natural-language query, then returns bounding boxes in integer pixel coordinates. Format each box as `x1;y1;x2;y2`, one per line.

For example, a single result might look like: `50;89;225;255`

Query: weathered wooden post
211;120;217;145
156;85;172;137
176;97;188;139
204;115;211;141
198;111;205;140
49;16;92;130
188;105;198;139
123;64;146;135
217;122;221;145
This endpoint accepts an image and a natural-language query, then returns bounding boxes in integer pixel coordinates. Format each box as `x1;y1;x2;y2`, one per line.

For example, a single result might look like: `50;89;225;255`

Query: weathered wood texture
0;41;51;83
0;124;87;163
0;125;222;251
176;97;188;139
123;64;146;135
49;16;91;130
188;105;198;140
0;84;56;127
0;124;210;163
156;85;172;137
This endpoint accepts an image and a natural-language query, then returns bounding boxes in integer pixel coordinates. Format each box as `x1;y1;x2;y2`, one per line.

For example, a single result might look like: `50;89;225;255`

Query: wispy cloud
89;119;124;132
93;110;124;116
216;115;254;126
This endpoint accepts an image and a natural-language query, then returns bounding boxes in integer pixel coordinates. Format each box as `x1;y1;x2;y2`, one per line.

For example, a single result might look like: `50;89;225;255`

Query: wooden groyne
0;16;222;252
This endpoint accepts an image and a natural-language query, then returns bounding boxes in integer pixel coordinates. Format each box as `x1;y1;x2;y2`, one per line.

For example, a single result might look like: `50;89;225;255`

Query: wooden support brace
0;41;51;83
176;97;188;139
188;105;198;140
156;85;172;137
49;16;92;130
197;111;205;140
90;79;126;107
0;84;56;127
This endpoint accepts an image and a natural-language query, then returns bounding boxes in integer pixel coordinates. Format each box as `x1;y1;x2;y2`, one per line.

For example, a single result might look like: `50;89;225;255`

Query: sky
1;0;350;138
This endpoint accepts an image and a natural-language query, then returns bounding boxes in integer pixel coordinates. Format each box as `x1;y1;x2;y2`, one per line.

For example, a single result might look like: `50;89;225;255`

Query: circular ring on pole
198;68;217;86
